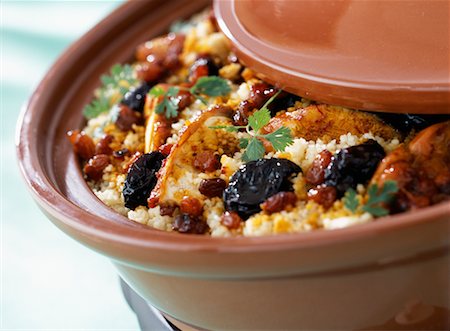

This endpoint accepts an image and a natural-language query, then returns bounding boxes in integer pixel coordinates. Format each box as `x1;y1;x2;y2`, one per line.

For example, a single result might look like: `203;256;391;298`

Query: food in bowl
68;10;450;236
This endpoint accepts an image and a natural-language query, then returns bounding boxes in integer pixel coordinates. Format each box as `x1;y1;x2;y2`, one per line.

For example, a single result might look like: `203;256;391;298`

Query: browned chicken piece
371;121;450;212
261;104;399;142
148;105;235;208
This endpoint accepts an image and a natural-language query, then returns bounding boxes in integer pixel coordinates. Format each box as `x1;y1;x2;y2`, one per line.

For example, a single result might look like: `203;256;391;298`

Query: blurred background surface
1;1;141;329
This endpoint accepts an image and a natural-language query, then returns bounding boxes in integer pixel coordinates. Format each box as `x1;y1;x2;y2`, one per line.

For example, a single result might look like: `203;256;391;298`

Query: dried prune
123;152;165;210
121;82;151;113
223;158;302;219
374;113;450;134
324;140;385;197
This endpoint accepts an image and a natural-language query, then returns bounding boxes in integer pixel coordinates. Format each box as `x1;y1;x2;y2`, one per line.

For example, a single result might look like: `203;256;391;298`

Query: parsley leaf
343;188;359;213
343;180;399;217
84;63;138;120
264;126;293;152
209;125;241;132
362;180;399;216
248;108;271;133
242;138;265;162
190;76;231;98
150;86;180;118
83;94;110;119
148;85;166;97
209;89;293;162
100;64;137;95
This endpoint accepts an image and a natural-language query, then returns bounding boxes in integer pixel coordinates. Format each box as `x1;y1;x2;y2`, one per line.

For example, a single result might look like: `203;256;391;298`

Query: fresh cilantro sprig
210;90;294;162
83;64;138;119
149;76;231;118
149;86;180;118
343;180;399;217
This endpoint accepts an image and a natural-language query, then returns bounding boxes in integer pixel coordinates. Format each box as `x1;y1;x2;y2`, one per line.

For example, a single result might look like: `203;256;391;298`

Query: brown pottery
16;0;450;330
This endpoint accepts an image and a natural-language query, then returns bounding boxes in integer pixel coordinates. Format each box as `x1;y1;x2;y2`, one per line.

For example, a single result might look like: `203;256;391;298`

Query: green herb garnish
83;64;138;119
149;76;231;119
343;180;399;217
210;90;294;162
149;86;180;118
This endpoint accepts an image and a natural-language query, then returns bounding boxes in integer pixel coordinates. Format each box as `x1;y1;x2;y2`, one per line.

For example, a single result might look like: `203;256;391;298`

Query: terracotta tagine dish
17;0;449;330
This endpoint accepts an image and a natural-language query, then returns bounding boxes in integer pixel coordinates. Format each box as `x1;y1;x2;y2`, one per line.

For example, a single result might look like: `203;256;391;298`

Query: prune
267;91;301;115
121;82;151;113
123;152;165;210
223;158;302;219
173;214;209;234
374;113;450;134
324;140;385;197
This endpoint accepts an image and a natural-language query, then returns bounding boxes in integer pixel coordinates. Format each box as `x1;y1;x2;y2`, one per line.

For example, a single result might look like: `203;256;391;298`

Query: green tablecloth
2;1;139;329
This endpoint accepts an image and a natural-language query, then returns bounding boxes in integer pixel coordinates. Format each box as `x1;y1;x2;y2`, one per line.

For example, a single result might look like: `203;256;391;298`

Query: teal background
1;1;140;329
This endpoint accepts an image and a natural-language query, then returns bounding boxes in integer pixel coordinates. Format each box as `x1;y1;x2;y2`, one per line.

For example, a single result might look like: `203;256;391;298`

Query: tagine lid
214;0;450;114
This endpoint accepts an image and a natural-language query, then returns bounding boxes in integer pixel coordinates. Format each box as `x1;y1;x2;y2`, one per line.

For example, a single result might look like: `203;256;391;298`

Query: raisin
113;148;130;159
260;191;297;214
173;214;209;234
223;158;302;219
220;211;242;230
123;152;165;210
174;90;194;111
324;140;385;197
95;134;113;155
179;196;203;217
121;82;151;113
84;154;110;181
199;178;227;198
189;55;219;83
307;185;337;209
249;82;277;108
232;100;255;126
305;150;332;185
115;105;142;131
159;203;177;217
67;130;95;161
163;33;185;70
193;151;221;172
136;61;164;83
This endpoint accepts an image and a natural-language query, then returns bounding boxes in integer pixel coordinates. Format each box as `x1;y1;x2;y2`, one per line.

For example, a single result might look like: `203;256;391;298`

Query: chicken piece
261;104;399;142
371;121;450;211
144;94;173;153
148;105;236;207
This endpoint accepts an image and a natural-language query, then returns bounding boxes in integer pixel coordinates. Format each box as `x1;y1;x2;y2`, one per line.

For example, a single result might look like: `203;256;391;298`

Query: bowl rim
16;0;450;254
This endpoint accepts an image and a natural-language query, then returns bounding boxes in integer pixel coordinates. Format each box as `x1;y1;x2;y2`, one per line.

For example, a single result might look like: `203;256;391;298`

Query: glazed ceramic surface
215;0;450;114
16;0;450;329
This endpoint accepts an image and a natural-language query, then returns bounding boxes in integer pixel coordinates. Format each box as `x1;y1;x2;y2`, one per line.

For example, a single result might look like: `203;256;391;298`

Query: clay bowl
16;0;449;330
